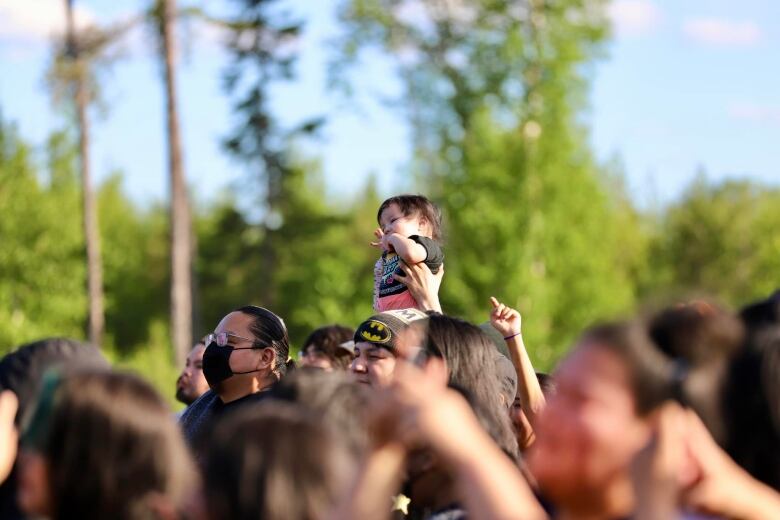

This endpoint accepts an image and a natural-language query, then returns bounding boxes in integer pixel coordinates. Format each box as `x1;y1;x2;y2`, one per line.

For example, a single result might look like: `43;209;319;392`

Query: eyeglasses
205;332;260;349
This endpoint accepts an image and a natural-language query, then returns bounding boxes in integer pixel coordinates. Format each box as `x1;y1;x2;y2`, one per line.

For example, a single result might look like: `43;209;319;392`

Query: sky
0;0;778;211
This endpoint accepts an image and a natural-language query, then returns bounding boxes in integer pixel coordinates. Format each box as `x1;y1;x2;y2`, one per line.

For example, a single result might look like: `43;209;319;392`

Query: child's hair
377;194;442;241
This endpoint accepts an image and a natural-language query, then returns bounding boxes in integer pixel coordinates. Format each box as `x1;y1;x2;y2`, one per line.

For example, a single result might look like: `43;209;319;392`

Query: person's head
299;325;355;371
377;194;442;241
418;314;519;459
203;402;350;520
528;321;671;516
648;300;744;444
202;305;290;402
510;373;553;452
17;370;196;520
724;292;780;489
0;338;109;518
350;309;428;387
267;369;371;461
175;340;209;406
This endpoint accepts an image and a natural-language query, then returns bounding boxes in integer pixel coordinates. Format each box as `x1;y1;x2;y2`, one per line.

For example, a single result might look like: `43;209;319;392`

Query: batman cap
354;309;429;352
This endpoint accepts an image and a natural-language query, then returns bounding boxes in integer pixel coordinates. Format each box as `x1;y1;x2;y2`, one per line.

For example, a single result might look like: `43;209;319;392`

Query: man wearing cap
350;308;428;387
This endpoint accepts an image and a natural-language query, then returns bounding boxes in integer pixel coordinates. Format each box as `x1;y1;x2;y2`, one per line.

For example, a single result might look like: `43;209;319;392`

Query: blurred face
17;450;52;517
527;341;650;510
299;345;335;371
380;203;430;238
510;393;535;451
176;343;209;405
349;342;397;387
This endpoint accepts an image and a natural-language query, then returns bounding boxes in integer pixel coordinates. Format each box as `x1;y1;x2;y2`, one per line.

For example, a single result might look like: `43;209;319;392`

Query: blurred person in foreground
298;325;355;371
330;327;547;520
179;305;292;450
629;297;780;519
175;338;209;407
0;338;108;520
202;402;351;520
17;370;196;520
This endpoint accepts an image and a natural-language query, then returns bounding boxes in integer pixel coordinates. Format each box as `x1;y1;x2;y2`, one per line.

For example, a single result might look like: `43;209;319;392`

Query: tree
220;0;306;308
47;1;128;347
0;118;86;351
647;176;780;307
149;0;195;365
335;0;641;366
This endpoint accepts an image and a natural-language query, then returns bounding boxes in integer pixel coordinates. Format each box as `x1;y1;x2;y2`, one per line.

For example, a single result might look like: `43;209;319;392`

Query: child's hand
370;227;385;250
489;296;522;339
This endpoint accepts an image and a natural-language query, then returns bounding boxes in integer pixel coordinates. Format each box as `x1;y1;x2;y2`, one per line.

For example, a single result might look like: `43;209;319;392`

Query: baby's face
380;203;429;237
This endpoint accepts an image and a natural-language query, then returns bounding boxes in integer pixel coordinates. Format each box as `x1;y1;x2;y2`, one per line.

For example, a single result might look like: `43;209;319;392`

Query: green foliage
0;122;86;352
2;0;779;391
647;177;780;307
335;0;632;368
273;161;380;350
98;175;170;353
109;319;181;409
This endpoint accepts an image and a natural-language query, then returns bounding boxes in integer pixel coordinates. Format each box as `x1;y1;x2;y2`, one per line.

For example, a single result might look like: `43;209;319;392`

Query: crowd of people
0;194;778;519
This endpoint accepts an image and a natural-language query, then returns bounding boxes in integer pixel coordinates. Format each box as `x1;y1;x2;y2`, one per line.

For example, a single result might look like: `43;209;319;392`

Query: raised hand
489;296;522;338
369;227;384;249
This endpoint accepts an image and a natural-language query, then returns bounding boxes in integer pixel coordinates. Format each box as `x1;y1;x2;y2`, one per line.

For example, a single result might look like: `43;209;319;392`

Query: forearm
727;471;780;520
386;234;427;264
505;335;545;420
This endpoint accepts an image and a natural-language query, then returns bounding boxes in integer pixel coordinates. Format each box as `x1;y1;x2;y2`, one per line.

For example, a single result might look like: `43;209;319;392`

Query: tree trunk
161;0;193;366
66;0;104;348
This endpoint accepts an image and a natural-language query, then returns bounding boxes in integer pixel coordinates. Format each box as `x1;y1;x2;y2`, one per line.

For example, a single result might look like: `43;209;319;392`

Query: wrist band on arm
503;332;522;341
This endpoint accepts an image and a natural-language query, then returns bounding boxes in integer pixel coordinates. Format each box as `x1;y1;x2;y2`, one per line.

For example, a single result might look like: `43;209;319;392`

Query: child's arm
384;233;428;264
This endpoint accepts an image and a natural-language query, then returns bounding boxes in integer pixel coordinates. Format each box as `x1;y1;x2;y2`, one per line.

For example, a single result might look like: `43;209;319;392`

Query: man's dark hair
377;194;443;241
236;306;290;378
301;325;355;370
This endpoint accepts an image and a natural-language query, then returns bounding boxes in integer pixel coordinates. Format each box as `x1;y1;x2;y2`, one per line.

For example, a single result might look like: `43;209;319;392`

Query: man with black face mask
179;305;290;453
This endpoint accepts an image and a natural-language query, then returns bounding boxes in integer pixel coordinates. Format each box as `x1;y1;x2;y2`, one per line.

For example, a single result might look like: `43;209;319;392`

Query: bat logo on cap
358;320;391;344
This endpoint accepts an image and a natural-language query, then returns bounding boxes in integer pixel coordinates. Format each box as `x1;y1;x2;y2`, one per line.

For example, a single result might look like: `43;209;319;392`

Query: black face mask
202;341;264;387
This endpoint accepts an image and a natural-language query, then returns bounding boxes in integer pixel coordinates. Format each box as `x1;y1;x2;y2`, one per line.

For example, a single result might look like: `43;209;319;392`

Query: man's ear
259;347;276;370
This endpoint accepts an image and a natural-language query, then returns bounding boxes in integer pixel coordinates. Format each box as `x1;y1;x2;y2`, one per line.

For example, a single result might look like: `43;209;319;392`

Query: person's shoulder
180;389;218;421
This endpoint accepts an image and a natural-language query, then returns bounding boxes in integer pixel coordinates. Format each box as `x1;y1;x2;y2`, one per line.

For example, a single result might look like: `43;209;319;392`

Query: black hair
723;292;780;489
420;314;519;459
535;372;556;398
236;306;290;378
377;194;443;241
301;325;355;370
647;301;744;444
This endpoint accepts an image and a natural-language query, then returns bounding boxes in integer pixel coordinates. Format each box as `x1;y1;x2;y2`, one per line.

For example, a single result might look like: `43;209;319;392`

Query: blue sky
0;0;778;210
